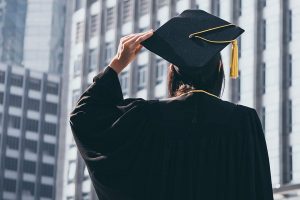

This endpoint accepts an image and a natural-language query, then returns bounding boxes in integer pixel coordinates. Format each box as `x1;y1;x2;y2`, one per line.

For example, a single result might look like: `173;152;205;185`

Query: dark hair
167;54;225;98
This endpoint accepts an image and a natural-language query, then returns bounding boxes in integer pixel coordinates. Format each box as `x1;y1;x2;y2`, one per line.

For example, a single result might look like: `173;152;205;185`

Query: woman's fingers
124;30;153;49
134;44;143;54
135;31;153;44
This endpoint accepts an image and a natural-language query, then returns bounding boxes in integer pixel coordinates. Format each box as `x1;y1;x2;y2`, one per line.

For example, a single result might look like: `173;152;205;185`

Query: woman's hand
109;30;154;74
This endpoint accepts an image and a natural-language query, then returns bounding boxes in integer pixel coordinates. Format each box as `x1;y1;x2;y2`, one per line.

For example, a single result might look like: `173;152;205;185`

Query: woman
69;10;274;200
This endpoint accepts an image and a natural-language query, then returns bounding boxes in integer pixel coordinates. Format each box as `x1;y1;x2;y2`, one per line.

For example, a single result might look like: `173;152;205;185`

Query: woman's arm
69;30;153;154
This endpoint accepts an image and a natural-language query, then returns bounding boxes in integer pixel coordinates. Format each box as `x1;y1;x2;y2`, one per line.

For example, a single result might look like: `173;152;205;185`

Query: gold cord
179;89;220;99
189;23;240;79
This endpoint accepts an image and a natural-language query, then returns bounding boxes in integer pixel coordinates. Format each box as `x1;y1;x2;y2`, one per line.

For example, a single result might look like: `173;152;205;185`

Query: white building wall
290;0;300;184
264;0;281;186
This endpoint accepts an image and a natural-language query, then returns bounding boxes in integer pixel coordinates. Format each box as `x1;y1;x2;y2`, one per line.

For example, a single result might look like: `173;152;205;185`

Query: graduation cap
141;9;245;79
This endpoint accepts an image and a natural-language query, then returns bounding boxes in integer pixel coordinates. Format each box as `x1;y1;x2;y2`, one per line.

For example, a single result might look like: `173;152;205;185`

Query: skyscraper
61;0;300;199
0;63;61;200
22;0;66;74
0;0;27;65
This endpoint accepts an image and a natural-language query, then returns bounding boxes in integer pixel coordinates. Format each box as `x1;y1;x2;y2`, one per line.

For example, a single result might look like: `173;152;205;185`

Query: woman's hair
167;54;225;98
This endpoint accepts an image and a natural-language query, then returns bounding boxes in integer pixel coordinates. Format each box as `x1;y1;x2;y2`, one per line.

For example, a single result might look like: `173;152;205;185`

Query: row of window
2;178;53;198
5;94;57;113
7;115;57;134
0;71;59;94
118;60;167;93
74;0;170;44
6;136;55;153
4;156;55;176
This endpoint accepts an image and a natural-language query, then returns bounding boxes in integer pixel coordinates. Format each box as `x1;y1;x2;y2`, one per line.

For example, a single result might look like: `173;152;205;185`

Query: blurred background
0;0;299;199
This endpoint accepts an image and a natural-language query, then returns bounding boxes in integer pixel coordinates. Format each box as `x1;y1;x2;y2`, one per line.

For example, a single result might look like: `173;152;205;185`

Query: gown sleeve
237;106;274;200
69;66;152;170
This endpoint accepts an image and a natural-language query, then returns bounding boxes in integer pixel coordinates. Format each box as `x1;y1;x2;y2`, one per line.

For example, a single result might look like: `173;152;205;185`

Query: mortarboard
141;9;245;79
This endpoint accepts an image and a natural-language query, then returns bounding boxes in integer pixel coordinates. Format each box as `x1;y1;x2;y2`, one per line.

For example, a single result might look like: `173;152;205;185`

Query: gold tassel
230;39;239;79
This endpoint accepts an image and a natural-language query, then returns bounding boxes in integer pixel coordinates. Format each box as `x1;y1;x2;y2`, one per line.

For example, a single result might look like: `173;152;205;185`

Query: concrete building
62;0;300;199
23;0;66;74
0;63;61;199
0;0;27;65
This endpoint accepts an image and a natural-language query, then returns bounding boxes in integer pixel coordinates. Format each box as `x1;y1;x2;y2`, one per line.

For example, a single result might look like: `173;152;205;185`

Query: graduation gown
69;66;274;200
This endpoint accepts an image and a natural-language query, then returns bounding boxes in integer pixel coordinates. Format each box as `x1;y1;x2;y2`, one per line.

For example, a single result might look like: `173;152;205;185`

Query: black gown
69;66;274;200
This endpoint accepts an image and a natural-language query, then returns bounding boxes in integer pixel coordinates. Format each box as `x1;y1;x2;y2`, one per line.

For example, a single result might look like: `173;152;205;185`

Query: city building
0;0;27;65
0;63;61;200
23;0;66;74
62;0;300;199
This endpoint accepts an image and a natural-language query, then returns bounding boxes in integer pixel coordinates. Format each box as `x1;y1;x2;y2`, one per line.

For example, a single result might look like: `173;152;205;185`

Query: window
90;14;98;38
10;74;23;87
24;139;38;153
8;115;21;129
0;113;2;127
0;92;4;104
238;0;242;16
106;7;115;30
89;49;97;72
22;181;35;196
262;62;266;94
237;70;241;101
28;78;41;90
46;82;59;95
27;98;40;111
74;55;82;77
262;19;266;50
3;178;16;192
40;184;53;198
83;165;89;180
238;36;242;58
214;0;220;16
25;119;39;132
288;99;292;133
262;106;266;131
41;163;54;177
7;136;19;149
288;9;292;41
157;0;167;8
68;161;76;183
75;21;84;44
72;90;80;107
122;0;132;23
4;157;18;170
139;0;149;16
0;70;5;83
75;0;83;11
288;54;292;87
45;102;58;115
137;65;147;90
9;94;22;107
23;160;36;174
82;192;90;200
120;72;129;95
43;143;55;156
105;42;114;65
42;122;56;135
289;146;293;181
156;59;167;84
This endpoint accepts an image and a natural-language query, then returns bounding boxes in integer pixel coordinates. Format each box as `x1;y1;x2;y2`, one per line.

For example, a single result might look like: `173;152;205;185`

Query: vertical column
280;0;292;185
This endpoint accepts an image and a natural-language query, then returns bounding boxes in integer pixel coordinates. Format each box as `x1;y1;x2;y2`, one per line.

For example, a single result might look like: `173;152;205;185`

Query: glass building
61;0;300;199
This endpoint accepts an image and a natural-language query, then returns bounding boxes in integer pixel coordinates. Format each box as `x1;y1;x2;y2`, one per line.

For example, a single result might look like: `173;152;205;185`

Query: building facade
0;0;27;65
0;63;61;200
62;0;300;199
